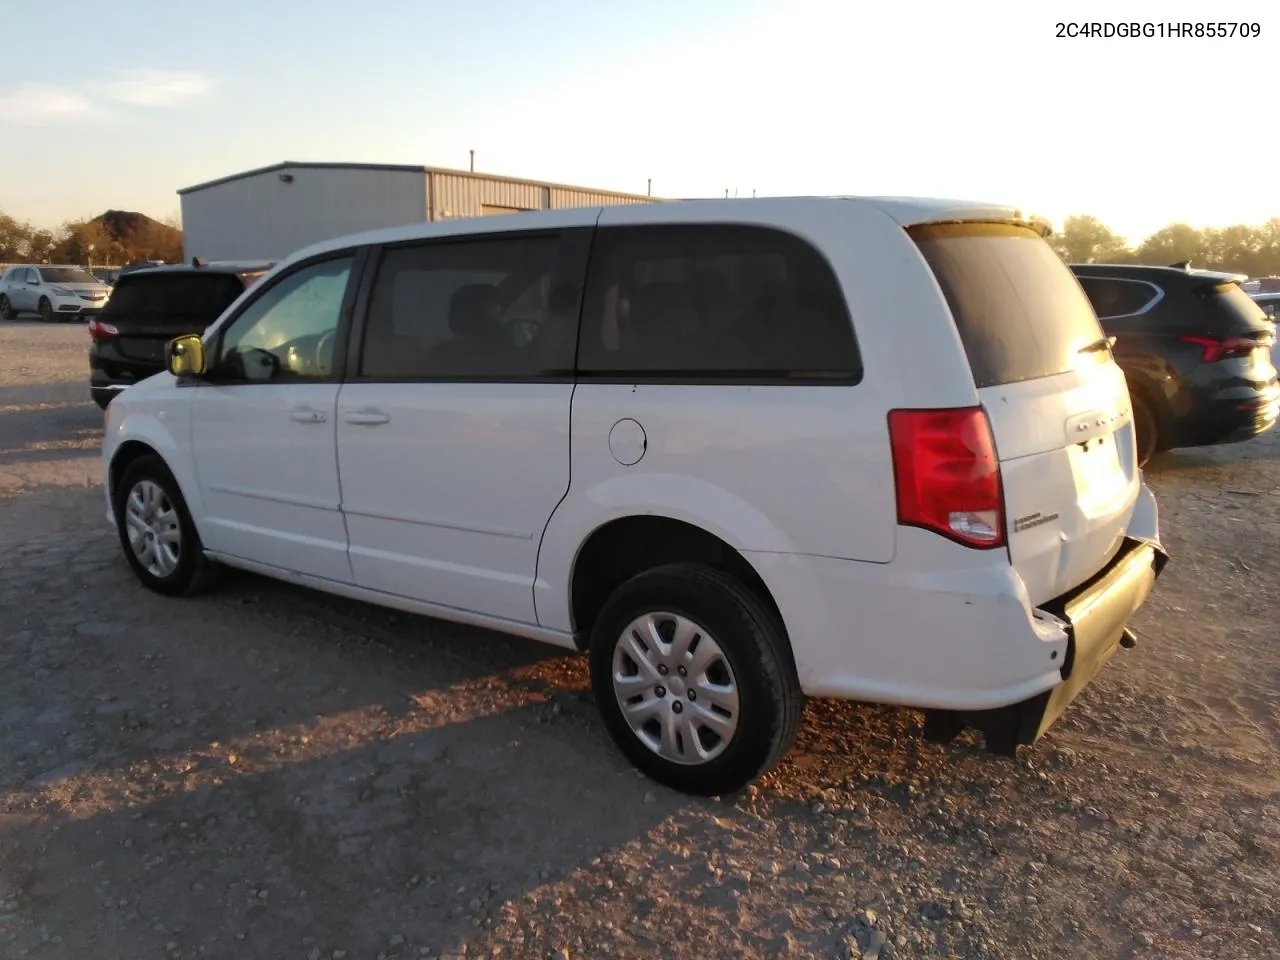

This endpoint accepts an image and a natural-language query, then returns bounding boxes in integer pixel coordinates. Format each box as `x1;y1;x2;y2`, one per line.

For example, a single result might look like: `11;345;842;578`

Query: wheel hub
610;611;741;766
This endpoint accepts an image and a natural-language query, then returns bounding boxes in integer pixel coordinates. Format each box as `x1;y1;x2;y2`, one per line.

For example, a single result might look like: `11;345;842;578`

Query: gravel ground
1;321;1277;960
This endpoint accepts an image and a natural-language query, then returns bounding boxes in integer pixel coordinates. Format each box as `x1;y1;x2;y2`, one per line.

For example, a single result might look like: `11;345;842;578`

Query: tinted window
39;267;96;284
909;223;1104;388
577;225;859;380
216;256;353;381
1204;282;1272;332
360;235;574;379
1075;276;1160;319
103;273;246;327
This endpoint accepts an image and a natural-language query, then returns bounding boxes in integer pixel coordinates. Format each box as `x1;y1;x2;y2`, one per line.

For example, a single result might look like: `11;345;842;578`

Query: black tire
92;391;112;410
0;295;15;320
1131;393;1159;467
588;562;803;796
113;454;219;596
38;297;53;323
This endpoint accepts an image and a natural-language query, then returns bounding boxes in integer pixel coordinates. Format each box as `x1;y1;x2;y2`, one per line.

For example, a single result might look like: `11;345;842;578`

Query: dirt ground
1;321;1277;960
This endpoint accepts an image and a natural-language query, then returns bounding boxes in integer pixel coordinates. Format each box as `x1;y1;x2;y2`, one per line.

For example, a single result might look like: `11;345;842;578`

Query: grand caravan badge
1014;511;1060;534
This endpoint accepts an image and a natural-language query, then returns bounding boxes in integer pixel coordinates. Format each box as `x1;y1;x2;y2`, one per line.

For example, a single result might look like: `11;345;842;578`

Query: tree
27;229;54;263
1048;215;1130;264
1134;223;1206;269
0;213;33;261
49;217;115;265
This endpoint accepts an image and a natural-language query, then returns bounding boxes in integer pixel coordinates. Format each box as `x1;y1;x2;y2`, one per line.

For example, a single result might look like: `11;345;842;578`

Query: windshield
40;267;98;284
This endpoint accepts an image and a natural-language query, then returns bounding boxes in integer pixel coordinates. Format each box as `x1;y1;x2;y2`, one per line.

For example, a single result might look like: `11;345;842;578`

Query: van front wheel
588;563;802;796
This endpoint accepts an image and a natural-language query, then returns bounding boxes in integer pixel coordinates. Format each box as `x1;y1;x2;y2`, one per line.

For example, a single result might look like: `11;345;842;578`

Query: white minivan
101;197;1167;795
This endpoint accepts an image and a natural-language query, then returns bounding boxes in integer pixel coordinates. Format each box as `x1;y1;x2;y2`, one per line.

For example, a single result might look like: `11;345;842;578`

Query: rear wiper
1079;336;1117;354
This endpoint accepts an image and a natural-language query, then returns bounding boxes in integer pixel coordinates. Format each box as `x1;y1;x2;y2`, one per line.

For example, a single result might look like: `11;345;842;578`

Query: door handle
289;406;328;424
343;409;391;426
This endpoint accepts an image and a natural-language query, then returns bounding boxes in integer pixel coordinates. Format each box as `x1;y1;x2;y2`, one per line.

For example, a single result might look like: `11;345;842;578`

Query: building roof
178;161;658;201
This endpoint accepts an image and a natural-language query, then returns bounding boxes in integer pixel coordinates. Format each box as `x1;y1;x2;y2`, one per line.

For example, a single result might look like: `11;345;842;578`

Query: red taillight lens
888;407;1005;549
1179;334;1255;363
87;318;118;342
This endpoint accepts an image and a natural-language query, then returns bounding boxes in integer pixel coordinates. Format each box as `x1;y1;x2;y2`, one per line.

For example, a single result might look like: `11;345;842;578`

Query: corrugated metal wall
428;173;543;220
181;167;429;261
548;187;652;209
179;166;663;258
427;172;656;220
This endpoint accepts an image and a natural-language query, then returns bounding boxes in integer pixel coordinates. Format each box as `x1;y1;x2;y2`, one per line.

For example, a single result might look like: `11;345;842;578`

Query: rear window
103;272;246;325
1203;282;1273;332
909;223;1104;388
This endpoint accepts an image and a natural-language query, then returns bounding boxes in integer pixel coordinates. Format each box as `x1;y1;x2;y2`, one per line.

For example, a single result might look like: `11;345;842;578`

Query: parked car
0;264;112;321
88;261;271;408
1253;292;1280;320
102;198;1167;795
1070;263;1279;465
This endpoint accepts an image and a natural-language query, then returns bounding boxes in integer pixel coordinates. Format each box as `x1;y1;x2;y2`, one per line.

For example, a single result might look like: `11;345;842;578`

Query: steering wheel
315;330;337;375
503;315;542;347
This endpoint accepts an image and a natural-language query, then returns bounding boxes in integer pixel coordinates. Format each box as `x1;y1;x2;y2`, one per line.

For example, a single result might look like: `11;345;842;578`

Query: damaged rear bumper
927;481;1169;754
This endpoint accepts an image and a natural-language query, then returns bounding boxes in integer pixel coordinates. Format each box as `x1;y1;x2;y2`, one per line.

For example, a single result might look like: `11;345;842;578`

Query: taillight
87;318;118;342
888;407;1005;549
1179;334;1256;363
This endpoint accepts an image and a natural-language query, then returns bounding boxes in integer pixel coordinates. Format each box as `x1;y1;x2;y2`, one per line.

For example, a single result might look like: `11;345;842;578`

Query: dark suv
1071;263;1278;464
89;261;272;408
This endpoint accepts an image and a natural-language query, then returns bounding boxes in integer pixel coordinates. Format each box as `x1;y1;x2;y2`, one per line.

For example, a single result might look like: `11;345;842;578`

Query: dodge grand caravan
101;198;1167;795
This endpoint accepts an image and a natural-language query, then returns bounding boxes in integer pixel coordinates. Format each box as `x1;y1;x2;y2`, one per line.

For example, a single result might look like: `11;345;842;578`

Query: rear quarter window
577;224;860;382
909;223;1105;388
1075;276;1162;319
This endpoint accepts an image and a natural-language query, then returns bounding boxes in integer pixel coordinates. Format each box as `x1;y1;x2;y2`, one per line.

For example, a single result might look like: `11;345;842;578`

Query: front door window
215;257;353;381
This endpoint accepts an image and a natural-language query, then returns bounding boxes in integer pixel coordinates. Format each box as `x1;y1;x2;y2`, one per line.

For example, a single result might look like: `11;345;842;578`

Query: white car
101;197;1167;795
0;264;111;321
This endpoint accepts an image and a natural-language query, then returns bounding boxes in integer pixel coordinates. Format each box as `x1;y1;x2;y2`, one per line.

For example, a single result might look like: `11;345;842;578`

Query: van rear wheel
588;563;802;796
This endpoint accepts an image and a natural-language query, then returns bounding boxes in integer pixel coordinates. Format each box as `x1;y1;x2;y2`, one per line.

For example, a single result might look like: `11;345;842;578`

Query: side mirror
167;335;207;378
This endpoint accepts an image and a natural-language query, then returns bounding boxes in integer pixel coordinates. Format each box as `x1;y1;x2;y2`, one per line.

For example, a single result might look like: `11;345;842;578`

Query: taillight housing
888;407;1005;549
1178;334;1256;363
87;318;118;342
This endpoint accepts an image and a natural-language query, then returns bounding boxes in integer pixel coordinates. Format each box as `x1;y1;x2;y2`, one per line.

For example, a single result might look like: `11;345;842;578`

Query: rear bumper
749;482;1167;754
959;536;1167;752
1173;387;1280;448
90;351;165;391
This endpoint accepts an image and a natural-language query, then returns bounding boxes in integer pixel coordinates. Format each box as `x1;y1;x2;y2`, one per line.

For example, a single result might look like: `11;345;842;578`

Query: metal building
177;161;660;262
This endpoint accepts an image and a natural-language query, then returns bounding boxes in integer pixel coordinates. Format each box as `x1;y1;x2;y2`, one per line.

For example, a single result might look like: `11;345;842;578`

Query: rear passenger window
359;235;576;379
910;223;1104;389
577;225;860;381
1076;277;1160;319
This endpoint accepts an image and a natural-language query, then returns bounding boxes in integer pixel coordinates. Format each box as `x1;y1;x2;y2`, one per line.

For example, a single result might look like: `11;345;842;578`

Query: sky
1;0;1275;244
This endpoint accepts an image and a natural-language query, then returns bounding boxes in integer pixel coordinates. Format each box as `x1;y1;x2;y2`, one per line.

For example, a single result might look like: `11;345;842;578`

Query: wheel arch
567;514;789;656
106;428;206;538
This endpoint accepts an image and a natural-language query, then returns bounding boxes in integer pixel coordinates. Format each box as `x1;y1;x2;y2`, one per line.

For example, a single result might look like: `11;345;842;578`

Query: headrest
448;283;500;335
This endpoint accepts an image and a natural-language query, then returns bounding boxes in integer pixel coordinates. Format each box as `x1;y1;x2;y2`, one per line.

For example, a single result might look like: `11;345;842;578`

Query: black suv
89;261;272;408
1071;263;1279;464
